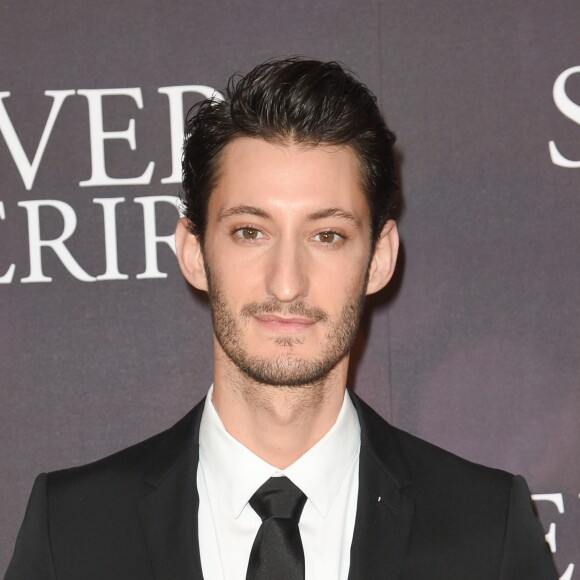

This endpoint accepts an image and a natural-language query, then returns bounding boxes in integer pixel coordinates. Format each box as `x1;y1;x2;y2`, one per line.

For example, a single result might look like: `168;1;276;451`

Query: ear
366;220;399;295
175;217;208;291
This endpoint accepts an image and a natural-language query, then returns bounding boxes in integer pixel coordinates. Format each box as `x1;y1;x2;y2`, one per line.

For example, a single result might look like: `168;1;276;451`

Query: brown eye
317;231;336;243
238;227;262;240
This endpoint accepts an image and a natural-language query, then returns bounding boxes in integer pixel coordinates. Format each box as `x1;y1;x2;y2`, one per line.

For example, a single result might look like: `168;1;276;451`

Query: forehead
208;137;369;218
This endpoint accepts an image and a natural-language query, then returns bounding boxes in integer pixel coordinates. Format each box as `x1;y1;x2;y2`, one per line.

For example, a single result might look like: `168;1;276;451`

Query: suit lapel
134;392;413;580
137;400;205;580
348;392;415;580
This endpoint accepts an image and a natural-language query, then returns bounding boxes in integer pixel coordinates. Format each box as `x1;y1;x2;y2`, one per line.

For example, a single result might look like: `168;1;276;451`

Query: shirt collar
199;385;360;519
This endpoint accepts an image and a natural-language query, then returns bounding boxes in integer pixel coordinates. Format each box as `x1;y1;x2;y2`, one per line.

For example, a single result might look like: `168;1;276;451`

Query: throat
212;368;346;468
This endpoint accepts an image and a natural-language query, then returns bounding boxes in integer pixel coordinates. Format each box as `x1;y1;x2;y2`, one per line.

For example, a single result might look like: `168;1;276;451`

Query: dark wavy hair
181;57;398;243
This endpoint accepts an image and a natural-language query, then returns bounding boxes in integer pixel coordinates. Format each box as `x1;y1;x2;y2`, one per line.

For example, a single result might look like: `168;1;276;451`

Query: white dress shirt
197;386;361;580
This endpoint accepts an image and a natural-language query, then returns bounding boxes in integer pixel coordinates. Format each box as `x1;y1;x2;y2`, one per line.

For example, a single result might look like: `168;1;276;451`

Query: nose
265;238;309;303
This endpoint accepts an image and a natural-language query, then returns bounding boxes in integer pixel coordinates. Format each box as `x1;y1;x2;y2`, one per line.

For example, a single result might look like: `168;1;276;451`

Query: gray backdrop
1;0;578;577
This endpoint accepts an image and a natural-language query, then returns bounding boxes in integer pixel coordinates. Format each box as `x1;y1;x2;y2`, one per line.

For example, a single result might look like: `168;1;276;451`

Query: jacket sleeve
4;474;58;580
499;474;559;580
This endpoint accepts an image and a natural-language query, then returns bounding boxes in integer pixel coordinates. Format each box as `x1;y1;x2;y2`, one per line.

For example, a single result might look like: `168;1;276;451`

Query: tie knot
249;476;307;522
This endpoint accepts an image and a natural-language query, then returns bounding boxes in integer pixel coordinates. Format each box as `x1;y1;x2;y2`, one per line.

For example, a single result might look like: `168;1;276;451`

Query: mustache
240;299;328;323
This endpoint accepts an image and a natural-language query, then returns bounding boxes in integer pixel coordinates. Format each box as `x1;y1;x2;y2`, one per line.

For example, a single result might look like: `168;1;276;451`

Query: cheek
314;250;369;287
206;254;262;304
311;267;368;315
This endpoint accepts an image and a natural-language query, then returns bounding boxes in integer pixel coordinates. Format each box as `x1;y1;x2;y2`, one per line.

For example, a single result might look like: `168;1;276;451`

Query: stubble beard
206;270;367;388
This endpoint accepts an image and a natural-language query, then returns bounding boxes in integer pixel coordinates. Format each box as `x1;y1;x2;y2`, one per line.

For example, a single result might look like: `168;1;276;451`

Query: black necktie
246;476;307;580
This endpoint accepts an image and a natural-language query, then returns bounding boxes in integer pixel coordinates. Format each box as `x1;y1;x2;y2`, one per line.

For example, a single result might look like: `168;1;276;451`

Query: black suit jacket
6;392;557;579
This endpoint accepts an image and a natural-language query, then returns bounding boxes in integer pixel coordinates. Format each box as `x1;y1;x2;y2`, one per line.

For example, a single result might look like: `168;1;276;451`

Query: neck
211;345;349;469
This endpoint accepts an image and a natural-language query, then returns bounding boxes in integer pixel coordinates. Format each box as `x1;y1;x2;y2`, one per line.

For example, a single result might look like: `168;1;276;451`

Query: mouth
253;314;318;334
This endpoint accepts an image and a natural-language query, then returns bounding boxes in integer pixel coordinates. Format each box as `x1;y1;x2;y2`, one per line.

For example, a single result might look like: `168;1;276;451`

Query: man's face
199;137;378;386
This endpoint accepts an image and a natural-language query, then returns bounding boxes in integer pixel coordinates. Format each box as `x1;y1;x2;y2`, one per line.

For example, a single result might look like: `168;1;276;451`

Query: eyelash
232;226;265;242
231;226;347;245
312;230;346;245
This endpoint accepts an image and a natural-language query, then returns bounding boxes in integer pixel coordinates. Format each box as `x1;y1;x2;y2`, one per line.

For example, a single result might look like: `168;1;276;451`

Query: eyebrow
306;207;361;227
217;204;361;227
217;205;272;222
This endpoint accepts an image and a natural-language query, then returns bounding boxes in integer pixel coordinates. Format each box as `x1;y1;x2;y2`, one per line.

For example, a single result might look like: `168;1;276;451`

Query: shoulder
386;416;556;578
394;423;513;491
350;391;557;578
45;398;205;501
6;400;206;579
350;390;514;504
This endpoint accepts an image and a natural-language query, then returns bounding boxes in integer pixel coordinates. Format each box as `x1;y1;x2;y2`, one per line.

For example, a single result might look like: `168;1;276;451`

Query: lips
253;314;317;333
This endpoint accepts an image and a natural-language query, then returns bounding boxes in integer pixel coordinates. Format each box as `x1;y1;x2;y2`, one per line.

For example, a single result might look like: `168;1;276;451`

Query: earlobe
175;217;208;291
366;220;399;295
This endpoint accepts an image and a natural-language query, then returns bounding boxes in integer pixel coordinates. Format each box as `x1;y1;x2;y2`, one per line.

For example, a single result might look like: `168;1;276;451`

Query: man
6;58;557;579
